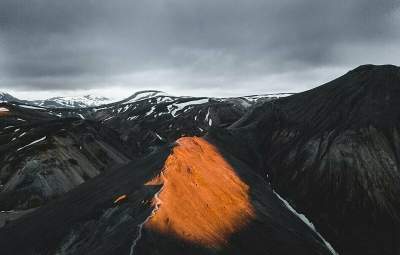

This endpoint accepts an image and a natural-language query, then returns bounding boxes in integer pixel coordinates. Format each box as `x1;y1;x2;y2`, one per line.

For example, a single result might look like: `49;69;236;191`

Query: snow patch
37;95;112;108
123;91;169;104
168;99;209;117
127;116;138;121
145;106;156;116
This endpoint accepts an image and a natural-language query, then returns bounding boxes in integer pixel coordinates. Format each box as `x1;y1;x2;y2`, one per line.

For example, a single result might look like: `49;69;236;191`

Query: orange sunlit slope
145;137;255;248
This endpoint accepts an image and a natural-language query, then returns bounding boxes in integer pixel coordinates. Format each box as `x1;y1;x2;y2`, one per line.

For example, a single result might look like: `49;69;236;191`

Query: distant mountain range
1;65;399;255
0;90;293;109
0;92;112;108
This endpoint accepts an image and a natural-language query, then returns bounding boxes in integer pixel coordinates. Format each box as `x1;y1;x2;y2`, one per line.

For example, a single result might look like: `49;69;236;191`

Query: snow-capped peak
0;92;20;102
122;90;170;104
33;95;113;108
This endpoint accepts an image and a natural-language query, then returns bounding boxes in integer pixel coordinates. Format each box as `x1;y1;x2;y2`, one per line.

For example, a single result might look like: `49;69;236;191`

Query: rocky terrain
0;103;131;226
0;64;399;255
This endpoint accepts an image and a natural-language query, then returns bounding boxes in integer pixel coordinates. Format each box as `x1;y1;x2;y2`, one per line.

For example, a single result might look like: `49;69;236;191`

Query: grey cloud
0;0;399;94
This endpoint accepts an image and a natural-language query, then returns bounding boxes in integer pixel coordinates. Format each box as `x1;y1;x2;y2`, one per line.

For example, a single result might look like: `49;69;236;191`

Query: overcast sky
0;0;399;99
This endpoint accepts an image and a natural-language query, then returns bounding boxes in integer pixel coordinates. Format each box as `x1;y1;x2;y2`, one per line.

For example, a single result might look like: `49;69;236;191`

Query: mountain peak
238;64;400;132
288;64;400;129
0;92;20;102
122;90;170;104
34;95;112;108
350;64;400;73
338;64;400;94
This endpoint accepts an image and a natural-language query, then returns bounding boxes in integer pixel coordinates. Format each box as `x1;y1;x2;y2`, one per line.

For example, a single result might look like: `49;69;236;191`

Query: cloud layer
0;0;399;97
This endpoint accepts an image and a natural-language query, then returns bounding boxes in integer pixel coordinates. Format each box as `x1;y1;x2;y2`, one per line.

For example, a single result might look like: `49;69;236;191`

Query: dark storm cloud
0;0;399;93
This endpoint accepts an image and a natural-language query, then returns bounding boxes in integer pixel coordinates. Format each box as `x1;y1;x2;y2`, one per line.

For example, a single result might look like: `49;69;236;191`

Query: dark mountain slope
0;146;170;255
0;138;336;255
214;64;400;255
0;104;131;221
0;103;60;126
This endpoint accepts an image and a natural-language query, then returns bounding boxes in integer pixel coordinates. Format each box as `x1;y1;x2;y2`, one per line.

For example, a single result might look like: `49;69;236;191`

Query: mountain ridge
0;90;293;109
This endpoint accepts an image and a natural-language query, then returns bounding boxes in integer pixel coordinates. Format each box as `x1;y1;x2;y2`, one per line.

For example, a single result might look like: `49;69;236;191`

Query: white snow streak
129;186;164;255
16;136;47;152
19;105;44;110
273;190;338;255
205;107;212;126
103;116;114;122
205;108;210;121
0;210;15;213
154;132;163;141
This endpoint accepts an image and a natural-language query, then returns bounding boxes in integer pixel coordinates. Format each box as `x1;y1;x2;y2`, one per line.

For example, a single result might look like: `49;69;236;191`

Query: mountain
0;92;112;108
0;92;20;103
0;90;290;110
1;65;399;254
212;64;400;255
32;95;112;108
0;102;131;226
